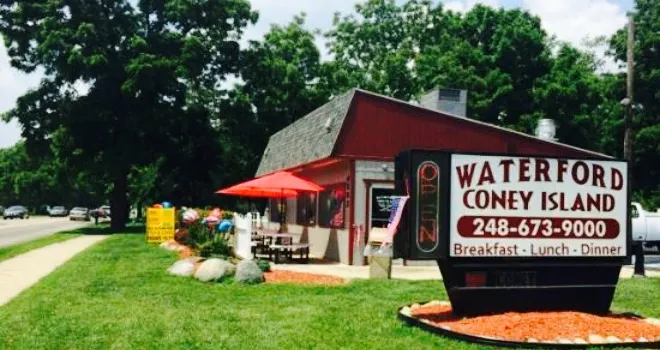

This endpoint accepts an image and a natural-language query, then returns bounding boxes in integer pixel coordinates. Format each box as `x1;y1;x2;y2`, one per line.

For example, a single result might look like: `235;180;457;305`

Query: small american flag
383;196;409;244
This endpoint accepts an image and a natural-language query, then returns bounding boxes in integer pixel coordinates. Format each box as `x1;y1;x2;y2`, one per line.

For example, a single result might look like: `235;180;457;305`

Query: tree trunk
111;168;129;231
136;202;143;220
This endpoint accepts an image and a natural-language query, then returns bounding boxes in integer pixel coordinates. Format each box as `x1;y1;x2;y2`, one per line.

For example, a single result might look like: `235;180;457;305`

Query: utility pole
625;14;645;278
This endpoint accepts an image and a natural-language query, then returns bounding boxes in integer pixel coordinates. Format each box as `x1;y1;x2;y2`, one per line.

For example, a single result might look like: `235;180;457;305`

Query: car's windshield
53;206;65;210
8;206;23;210
72;207;87;211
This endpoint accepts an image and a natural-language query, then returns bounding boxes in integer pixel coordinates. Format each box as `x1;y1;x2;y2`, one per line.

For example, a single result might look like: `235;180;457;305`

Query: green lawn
0;229;84;263
0;233;657;350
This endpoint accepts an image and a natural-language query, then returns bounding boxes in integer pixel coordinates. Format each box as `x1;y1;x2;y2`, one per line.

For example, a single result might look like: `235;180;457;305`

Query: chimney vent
419;88;468;117
535;119;557;141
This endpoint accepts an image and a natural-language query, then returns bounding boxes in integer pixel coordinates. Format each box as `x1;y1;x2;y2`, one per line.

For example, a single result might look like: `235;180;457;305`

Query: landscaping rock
194;259;235;282
159;240;178;251
587;334;605;344
167;258;196;277
178;246;195;259
234;260;264;284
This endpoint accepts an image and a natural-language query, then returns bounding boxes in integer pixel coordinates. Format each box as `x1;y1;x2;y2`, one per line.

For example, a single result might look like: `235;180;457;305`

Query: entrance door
365;183;394;264
369;185;395;233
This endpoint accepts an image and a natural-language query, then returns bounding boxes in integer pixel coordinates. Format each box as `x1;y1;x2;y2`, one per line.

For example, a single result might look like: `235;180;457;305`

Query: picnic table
252;230;309;263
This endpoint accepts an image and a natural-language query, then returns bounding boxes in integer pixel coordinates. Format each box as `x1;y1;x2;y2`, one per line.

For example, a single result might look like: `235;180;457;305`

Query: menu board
146;208;175;243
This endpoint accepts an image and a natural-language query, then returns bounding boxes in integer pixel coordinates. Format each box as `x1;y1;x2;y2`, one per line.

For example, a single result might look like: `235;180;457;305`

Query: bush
257;259;271;272
198;235;233;259
186;221;214;248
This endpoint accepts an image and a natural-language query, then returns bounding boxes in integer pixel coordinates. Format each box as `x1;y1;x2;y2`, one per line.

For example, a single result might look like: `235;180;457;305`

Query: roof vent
420;88;468;117
535;119;557;141
323;117;333;132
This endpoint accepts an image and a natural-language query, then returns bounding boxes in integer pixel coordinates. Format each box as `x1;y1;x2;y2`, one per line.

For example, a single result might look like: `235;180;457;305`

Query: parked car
3;206;29;219
69;207;90;221
48;206;68;217
90;205;111;219
631;202;660;249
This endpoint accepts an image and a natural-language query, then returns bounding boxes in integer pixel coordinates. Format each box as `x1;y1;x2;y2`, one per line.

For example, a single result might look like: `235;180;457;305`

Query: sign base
437;259;622;316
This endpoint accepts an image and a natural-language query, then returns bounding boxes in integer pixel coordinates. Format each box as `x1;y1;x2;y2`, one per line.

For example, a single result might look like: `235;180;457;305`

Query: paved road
0;217;90;248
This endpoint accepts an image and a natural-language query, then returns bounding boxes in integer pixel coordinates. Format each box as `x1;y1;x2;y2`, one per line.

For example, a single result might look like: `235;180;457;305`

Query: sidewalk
0;235;109;307
272;263;660;280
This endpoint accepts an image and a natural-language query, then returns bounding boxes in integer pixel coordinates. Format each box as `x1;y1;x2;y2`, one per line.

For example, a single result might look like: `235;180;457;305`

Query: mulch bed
403;301;660;345
263;271;347;286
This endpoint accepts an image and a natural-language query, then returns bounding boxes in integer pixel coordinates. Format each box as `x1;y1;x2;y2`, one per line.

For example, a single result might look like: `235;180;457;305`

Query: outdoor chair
251;232;267;258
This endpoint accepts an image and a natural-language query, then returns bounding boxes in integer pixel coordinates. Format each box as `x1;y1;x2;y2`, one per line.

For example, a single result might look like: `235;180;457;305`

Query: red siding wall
334;92;606;160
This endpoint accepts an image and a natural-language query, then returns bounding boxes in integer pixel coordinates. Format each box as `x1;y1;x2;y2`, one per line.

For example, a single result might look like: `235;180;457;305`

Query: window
296;192;317;226
631;205;639;218
318;183;347;228
269;198;286;223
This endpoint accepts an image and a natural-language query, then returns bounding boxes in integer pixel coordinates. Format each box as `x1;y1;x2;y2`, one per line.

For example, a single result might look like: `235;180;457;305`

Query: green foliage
256;259;271;272
2;0;660;212
0;0;258;229
197;236;232;259
0;142;107;209
186;219;232;258
185;221;213;249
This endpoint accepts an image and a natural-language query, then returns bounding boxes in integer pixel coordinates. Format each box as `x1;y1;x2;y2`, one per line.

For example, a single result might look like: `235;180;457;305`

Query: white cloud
0;38;42;149
522;0;627;72
443;0;501;13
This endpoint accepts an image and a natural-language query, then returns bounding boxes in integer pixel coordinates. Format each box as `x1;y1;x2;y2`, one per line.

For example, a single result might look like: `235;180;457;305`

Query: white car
69;207;90;221
631;202;660;249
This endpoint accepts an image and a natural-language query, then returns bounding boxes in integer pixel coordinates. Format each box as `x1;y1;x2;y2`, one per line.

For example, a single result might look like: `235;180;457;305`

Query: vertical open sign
394;150;449;260
416;161;440;253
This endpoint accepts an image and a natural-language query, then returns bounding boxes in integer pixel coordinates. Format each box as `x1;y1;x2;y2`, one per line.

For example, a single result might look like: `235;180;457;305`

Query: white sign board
449;154;627;257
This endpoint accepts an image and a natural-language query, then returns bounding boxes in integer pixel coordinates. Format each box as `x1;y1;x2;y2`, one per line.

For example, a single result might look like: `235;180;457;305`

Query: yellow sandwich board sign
146;208;176;243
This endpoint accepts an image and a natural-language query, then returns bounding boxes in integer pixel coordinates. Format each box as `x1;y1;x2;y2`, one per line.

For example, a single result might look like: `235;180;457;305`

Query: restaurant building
256;88;609;265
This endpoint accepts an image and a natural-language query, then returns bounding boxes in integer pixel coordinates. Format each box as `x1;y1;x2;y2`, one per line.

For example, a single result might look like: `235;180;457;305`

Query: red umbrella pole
279;188;285;233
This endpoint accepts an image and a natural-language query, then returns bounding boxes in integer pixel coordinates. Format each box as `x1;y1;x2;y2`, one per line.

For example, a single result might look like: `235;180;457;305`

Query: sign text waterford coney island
394;150;630;315
449;155;627;257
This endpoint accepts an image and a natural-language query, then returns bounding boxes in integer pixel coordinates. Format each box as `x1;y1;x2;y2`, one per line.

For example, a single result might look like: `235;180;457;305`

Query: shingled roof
256;88;611;176
255;89;356;176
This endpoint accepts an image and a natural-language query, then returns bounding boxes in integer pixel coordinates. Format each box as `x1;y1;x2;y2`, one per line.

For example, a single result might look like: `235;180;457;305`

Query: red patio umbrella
216;172;324;231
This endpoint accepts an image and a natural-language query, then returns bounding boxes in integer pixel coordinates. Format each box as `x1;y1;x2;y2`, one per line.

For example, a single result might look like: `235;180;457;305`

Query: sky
0;0;634;149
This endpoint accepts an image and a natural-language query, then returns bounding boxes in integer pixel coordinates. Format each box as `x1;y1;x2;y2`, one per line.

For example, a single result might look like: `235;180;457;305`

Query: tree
326;1;552;126
0;0;257;230
325;0;430;100
0;142;107;210
531;44;606;149
222;14;331;182
416;5;551;126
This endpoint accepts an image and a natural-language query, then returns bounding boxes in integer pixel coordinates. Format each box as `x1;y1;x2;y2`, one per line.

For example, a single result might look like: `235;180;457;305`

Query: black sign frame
393;149;631;316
